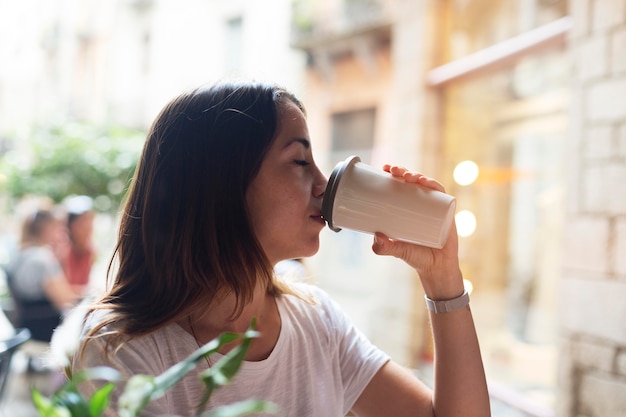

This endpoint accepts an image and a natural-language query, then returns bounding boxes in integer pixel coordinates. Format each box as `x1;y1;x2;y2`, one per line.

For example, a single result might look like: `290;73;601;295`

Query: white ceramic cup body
322;156;456;249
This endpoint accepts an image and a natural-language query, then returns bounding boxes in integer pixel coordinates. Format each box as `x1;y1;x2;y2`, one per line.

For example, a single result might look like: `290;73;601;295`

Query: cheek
258;197;300;242
263;196;296;227
275;188;306;217
247;179;308;230
246;190;278;235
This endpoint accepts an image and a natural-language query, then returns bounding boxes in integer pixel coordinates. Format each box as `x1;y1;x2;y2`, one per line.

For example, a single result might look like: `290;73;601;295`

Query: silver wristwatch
424;289;470;314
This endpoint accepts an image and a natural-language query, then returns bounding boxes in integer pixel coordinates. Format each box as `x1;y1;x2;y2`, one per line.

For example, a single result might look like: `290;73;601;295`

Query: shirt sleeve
11;248;63;299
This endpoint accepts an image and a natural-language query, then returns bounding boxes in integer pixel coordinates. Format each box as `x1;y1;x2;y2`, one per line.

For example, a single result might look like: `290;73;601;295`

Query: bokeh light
455;210;477;237
453;160;479;186
463;278;474;295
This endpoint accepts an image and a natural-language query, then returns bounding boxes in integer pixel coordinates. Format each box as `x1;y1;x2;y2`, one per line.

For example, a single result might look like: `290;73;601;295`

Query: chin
307;237;321;253
288;241;320;260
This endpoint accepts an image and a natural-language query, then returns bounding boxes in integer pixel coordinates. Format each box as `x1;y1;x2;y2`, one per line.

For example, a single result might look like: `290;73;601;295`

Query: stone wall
558;0;626;416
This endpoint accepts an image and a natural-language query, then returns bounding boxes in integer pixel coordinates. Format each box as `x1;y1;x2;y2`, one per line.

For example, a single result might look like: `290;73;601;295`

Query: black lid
321;155;361;232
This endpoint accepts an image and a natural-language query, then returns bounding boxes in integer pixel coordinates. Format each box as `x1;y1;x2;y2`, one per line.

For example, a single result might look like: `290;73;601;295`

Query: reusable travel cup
322;155;457;249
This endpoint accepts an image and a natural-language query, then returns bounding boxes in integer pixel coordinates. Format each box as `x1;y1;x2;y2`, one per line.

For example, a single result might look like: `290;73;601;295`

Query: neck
184;283;272;343
181;282;282;361
72;241;91;253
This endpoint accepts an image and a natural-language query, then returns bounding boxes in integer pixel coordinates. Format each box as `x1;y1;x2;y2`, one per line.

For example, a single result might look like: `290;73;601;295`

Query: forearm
44;276;80;311
429;300;490;417
369;166;491;416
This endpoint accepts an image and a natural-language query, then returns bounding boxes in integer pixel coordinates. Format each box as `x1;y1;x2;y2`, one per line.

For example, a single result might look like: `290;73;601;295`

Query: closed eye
294;160;310;167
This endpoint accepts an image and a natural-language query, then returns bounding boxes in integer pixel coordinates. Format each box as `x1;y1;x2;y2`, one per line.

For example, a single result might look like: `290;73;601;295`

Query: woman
7;209;78;342
58;195;96;296
74;80;490;416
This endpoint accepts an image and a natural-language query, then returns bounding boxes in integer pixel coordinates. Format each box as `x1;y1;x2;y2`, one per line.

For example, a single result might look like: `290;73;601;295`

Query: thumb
372;232;397;257
371;232;431;271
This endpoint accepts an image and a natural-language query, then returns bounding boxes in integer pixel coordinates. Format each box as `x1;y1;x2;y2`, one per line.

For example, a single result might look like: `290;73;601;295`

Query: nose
313;167;328;199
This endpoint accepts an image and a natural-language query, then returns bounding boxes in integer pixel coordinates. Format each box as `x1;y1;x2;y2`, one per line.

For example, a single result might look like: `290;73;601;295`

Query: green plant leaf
89;382;116;417
151;329;259;400
198;399;278;417
200;331;254;388
33;321;265;417
195;324;260;413
31;369;118;417
118;375;156;417
32;389;71;417
56;391;91;417
117;321;260;417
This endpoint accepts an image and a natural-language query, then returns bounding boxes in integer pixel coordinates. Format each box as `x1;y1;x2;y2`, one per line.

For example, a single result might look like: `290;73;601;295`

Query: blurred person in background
58;195;96;297
6;208;79;343
72;80;490;417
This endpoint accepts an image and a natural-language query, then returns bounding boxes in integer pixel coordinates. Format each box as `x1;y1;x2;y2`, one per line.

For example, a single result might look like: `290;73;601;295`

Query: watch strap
424;289;470;314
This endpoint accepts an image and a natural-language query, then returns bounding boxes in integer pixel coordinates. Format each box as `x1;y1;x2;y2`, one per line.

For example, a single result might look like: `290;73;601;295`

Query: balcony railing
291;0;392;48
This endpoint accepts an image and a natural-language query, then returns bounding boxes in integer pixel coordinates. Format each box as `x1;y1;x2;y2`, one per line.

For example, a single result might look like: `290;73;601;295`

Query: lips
310;214;326;225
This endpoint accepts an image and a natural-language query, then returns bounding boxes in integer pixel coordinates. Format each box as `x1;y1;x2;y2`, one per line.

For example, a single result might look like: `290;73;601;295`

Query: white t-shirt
75;284;390;417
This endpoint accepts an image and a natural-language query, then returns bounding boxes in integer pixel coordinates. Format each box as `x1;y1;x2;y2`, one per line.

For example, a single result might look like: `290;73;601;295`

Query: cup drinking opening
321;155;361;232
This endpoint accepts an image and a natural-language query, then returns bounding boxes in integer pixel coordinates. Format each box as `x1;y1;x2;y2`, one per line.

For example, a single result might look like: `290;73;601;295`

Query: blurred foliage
291;0;313;32
0;122;145;213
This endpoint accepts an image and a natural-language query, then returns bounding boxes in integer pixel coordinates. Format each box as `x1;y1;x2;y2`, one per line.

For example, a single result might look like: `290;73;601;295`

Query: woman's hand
363;164;491;417
371;164;464;299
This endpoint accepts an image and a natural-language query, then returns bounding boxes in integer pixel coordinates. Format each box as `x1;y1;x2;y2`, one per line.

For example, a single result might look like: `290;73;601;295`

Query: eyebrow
285;138;310;149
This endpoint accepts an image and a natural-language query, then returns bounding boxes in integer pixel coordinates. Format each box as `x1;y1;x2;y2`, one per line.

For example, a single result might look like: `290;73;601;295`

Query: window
330;107;376;162
434;0;570;413
225;16;243;74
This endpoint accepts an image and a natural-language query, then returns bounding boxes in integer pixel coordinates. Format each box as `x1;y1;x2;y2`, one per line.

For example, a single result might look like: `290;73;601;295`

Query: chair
0;328;31;401
3;264;61;344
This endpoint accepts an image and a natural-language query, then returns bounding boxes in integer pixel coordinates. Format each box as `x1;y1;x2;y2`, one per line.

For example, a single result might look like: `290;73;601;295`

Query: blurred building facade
0;0;305;135
0;0;625;416
558;0;626;416
292;0;626;416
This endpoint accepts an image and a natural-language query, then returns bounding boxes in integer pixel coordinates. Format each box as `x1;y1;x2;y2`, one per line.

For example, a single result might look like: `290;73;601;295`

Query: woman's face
41;218;65;246
70;211;95;246
246;100;328;266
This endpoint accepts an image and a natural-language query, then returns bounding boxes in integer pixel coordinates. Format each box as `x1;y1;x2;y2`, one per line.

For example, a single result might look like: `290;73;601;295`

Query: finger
372;233;394;259
416;175;446;192
383;164;447;192
388;165;408;177
401;172;447;193
383;164;409;176
401;171;423;183
372;232;389;253
372;232;416;260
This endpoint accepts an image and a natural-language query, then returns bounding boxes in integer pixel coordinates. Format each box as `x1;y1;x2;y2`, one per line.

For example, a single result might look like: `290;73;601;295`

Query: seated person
6;209;79;343
58;196;96;297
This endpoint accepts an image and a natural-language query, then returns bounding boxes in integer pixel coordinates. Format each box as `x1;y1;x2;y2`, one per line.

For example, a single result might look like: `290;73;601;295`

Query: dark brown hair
84;80;304;345
20;209;58;247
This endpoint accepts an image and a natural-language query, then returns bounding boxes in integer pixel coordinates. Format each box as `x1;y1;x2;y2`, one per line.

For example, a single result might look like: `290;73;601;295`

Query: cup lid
321;155;361;232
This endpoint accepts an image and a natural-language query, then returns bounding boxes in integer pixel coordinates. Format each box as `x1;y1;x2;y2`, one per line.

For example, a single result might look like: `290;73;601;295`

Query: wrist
424;288;470;314
419;266;464;299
